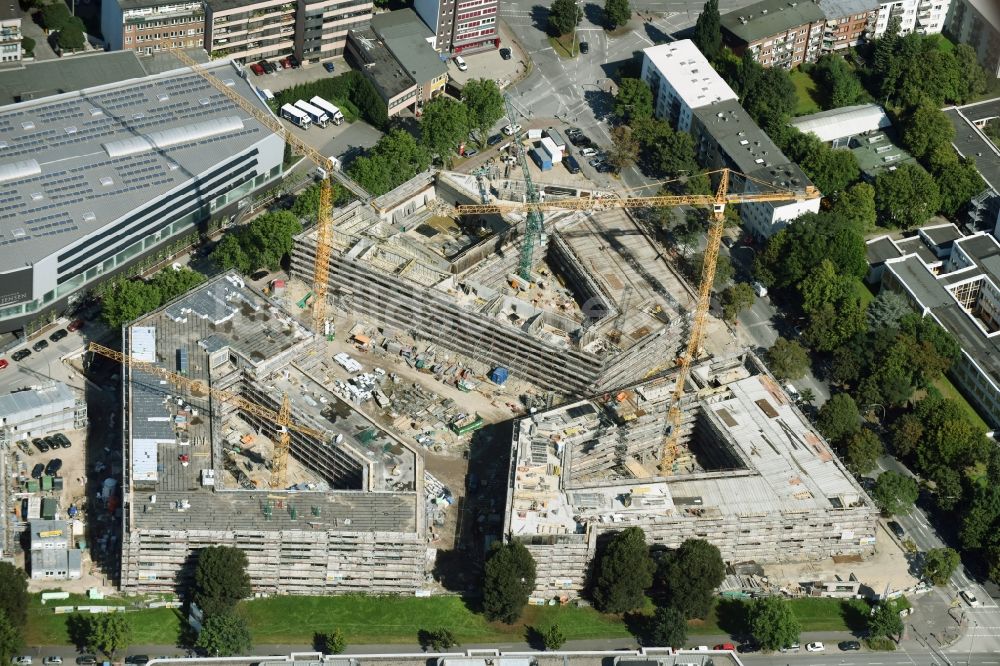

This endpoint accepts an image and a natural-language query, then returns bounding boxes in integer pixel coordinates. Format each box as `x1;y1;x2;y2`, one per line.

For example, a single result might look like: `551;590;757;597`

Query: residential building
101;0;205;53
872;0;950;38
946;0;1000;77
345;9;446;116
0;1;23;65
943;99;999;227
414;0;498;54
502;353;878;598
878;230;1000;427
818;0;878;51
0;60;283;335
720;0;827;67
0;383;87;446
790;103;891;146
639;40;738;132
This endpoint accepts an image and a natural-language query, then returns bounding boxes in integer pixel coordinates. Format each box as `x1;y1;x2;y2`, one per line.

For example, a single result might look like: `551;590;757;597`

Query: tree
592;526;654;613
291;182;323;222
755;212;867;289
548;0;582;36
875;163;940;230
766;337;810;381
614;79;653;122
868;602;903;642
747;597;800;651
922;547;960;586
871;471;918;516
421;97;469;168
647;605;688;648
813;54;867;109
954;44;988;104
960;484;1000;550
41;2;70;30
798;260;868;352
607;125;639;173
349;129;430;195
542;624;566;650
817;393;860;443
193;546;252;617
482;541;537;624
0;610;22;665
720;283;755;322
901;103;955;161
779;128;860;195
420;628;458;650
832;183;877;233
692;0;722;61
689;252;732;289
734;57;796;132
20;36;35;56
798;387;816;406
844;429;883;474
462;79;505;144
196;613;252;657
935;158;985;217
604;0;630;28
57;17;86;51
100;279;162;329
867;291;912;330
0;563;28;628
632;119;699;178
319;629;346;654
150;267;205;302
212;210;302;274
655;539;725;619
87;614;133;659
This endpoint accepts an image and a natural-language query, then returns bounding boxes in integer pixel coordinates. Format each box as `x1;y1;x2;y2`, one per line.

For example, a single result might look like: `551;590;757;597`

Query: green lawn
690;597;865;635
25;593;183;646
930;375;990;433
851;278;875;308
926;33;955;52
790;69;823;116
548;34;579;58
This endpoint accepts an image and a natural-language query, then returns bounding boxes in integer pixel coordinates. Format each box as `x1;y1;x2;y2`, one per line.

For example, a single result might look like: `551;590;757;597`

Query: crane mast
503;95;544;280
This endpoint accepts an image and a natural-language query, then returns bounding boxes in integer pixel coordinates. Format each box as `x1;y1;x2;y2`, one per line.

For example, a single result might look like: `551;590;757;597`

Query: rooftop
721;0;826;43
962;0;1000;27
866;235;902;266
348;27;416;101
641;40;739;110
816;0;877;19
945;100;1000;194
849;130;916;178
371;9;447;85
1;1;23;21
0;59;274;274
117;0;202;11
789;104;891;143
0;382;75;418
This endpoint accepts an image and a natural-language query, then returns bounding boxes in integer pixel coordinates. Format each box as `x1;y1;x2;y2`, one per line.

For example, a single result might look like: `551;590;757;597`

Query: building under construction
291;171;690;396
502;353;877;598
119;272;427;595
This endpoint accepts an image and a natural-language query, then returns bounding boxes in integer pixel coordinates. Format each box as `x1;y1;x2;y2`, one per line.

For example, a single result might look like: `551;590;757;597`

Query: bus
280;103;311;129
309;96;345;125
294;99;329;128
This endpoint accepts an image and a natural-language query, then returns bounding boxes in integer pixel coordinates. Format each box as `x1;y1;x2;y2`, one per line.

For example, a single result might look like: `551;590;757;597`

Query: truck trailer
280;103;311;129
294;100;330;128
309;96;345;125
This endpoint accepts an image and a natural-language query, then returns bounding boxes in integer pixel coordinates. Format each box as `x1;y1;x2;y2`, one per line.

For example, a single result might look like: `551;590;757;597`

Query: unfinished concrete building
120;272;427;595
502;353;877;598
291;171;690;396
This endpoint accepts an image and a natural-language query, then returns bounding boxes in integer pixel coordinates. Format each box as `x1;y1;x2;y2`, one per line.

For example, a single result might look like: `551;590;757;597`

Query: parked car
588;157;604;168
42;658;62;665
838;641;861;651
323;61;335;73
453;55;468;71
691;646;709;652
713;644;735;651
288;54;300;68
43;436;60;451
502;123;522;136
564;155;581;174
52;433;71;448
752;280;768;297
463;148;478;157
49;329;68;342
125;657;150;666
11;658;31;666
75;656;97;665
487;133;503;146
736;644;759;654
32;339;48;352
888;520;905;539
45;458;62;476
278;57;291;69
806;642;825;652
31;464;44;479
0;359;7;370
780;643;800;652
250;62;265;76
250;270;269;281
67;319;84;332
499;47;512;60
566;126;582;136
32;438;48;453
12;349;30;361
579;41;589;54
961;590;980;607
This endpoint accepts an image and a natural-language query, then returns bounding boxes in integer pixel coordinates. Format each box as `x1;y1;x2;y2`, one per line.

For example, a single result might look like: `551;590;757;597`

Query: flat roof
866;236;902;265
0;1;23;20
118;0;200;10
789;104;891;143
348;28;415;100
0;51;147;105
945;104;1000;194
721;0;826;43
642;40;738;110
817;0;877;19
0;59;275;274
849;130;916;177
0;382;75;418
371;9;447;85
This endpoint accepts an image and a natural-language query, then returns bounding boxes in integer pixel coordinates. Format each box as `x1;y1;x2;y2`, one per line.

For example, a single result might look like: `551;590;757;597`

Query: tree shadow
715;598;750;638
643;22;670;45
525;626;546;650
583;2;604;27
583;89;614;122
841;598;871;634
66;613;92;651
531;5;551;33
623;611;651;643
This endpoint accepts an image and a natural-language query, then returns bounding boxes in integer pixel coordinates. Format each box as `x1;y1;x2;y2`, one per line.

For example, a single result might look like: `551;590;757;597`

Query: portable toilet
490;367;510;385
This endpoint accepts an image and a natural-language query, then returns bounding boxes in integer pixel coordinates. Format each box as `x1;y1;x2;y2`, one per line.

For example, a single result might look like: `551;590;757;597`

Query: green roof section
721;0;826;44
372;9;448;85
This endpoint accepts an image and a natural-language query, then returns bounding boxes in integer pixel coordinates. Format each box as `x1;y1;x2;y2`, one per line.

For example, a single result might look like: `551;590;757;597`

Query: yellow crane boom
457;168;819;473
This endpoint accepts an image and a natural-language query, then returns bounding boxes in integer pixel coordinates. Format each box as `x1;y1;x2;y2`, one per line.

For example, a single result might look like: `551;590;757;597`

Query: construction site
503;352;878;599
290;170;695;397
116;272;430;595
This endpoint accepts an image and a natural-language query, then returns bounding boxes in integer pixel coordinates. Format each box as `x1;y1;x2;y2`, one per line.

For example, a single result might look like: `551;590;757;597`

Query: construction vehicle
87;341;326;489
456;168;819;472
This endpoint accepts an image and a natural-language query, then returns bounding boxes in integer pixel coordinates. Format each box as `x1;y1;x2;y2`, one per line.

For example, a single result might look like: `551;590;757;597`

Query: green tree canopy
689;252;732;289
647;605;688;648
779;127;860;195
913;395;990;493
922;547;960;586
901;103;955;161
724;53;796;132
607;125;639;173
875;163;940;229
871;471;918;516
845;428;883;474
614;79;653;123
754;212;866;289
482;541;537;624
720;283;755;322
935;158;985;217
319;628;346;654
193;546;252;617
692;0;722;61
766;337;810;381
632;119;699;178
57;16;86;50
867;290;912;330
798;259;868;352
291;182;323;222
196;613;253;656
542;624;566;650
421;96;470;167
954;44;989;104
868;602;903;642
592;526;654;613
961;484;1000;550
655;539;726;619
21;36;35;55
86;614;133;659
604;0;630;27
0;610;22;665
812;54;868;109
100;279;163;329
548;0;582;36
348;130;430;196
420;628;458;650
0;563;29;628
747;597;800;651
462;79;505;143
211;210;302;274
41;2;70;30
817;393;860;443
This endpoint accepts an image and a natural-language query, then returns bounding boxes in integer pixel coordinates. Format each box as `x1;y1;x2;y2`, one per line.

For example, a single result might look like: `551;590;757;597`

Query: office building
945;0;1000;77
0;1;23;65
721;0;827;67
0;60;284;335
414;0;498;54
0;383;87;446
101;0;205;53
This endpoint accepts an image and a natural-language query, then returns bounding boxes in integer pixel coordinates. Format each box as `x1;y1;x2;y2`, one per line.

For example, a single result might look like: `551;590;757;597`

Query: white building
872;0;950;38
789;104;892;146
640;41;738;132
0;3;23;65
0;383;87;445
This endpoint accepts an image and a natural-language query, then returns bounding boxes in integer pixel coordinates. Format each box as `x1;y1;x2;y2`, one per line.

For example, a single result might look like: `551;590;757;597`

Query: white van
752;280;768;297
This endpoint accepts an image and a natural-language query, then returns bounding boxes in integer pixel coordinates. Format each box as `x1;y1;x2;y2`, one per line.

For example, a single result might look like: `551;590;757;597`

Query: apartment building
872;0;950;38
946;0;1000;77
818;0;878;50
414;0;498;54
0;1;23;65
721;0;827;67
101;0;205;52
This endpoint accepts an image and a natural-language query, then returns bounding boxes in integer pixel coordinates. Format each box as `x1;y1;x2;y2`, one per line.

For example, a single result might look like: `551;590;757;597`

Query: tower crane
457;168;819;472
88;342;326;488
502;95;544;281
